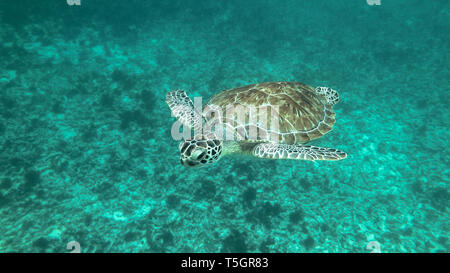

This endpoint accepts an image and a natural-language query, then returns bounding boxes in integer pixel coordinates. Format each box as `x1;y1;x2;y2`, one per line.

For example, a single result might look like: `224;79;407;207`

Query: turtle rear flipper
166;90;203;131
253;143;347;161
315;86;339;105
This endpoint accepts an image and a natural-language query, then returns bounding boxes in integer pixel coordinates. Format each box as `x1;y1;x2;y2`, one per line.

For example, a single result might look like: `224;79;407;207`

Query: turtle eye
191;148;206;160
196;151;206;160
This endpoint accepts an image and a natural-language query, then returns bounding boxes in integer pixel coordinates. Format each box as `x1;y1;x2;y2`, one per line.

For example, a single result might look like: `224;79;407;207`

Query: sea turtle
166;82;347;167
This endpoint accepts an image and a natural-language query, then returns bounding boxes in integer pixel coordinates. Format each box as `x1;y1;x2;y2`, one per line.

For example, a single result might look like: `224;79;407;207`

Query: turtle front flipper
166;90;203;131
253;143;347;161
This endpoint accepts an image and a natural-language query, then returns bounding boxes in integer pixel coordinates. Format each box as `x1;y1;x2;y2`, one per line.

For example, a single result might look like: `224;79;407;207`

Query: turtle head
179;138;222;167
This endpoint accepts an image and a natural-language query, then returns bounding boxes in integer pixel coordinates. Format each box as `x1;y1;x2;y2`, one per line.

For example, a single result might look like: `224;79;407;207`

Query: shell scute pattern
205;82;336;144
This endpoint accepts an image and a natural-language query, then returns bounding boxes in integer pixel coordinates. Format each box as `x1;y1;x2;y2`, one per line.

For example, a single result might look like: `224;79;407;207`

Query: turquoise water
0;0;448;253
